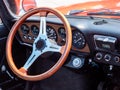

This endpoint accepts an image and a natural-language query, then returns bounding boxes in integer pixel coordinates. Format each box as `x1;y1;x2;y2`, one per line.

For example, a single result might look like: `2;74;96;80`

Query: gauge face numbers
58;27;66;39
46;26;57;41
31;25;39;35
72;30;86;49
20;24;29;34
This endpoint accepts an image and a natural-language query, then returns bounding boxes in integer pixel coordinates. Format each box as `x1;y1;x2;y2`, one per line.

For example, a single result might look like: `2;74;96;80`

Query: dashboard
16;16;120;68
17;21;90;53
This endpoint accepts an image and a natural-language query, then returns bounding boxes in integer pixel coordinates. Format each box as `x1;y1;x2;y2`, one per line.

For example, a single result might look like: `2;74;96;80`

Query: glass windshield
6;0;120;17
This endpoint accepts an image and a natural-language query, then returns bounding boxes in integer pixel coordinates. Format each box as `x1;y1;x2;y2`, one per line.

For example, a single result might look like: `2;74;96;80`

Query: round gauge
72;30;86;49
31;25;39;35
58;27;66;38
46;25;57;41
20;24;29;34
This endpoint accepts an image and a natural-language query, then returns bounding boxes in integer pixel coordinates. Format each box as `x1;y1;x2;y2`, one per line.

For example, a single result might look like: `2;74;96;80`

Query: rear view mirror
22;0;36;11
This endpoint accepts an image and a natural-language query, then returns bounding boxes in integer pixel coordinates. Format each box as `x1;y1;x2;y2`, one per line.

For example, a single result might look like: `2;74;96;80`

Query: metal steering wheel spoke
47;40;65;54
49;44;62;53
23;49;42;70
39;11;49;38
39;17;47;36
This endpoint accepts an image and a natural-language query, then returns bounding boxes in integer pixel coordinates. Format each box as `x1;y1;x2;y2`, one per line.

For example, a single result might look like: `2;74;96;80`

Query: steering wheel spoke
39;17;47;36
47;40;65;54
49;44;61;52
39;11;49;37
23;50;42;70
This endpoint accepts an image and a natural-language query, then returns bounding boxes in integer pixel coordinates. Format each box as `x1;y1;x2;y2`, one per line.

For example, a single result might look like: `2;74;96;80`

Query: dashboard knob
23;35;27;39
104;54;111;61
28;36;32;40
114;56;120;63
96;52;103;60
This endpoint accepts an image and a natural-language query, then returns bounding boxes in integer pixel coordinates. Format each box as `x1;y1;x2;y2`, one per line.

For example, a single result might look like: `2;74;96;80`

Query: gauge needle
74;38;81;43
48;34;53;38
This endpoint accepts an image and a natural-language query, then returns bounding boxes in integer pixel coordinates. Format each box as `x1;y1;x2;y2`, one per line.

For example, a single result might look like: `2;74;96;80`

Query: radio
94;35;117;51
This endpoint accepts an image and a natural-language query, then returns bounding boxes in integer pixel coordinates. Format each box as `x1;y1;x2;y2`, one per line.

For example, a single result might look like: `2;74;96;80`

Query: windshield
5;0;120;18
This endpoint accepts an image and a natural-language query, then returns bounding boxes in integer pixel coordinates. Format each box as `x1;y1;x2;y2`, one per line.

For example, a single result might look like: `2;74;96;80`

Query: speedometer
72;30;86;49
46;25;57;41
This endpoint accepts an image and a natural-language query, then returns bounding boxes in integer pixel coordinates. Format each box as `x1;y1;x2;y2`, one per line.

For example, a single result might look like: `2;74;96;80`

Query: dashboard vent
94;20;108;25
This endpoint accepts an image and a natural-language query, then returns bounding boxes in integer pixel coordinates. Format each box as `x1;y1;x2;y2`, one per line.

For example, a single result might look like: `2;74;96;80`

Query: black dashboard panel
16;15;120;66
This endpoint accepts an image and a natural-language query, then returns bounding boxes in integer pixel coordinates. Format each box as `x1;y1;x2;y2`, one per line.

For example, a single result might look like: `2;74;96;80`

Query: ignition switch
65;56;85;69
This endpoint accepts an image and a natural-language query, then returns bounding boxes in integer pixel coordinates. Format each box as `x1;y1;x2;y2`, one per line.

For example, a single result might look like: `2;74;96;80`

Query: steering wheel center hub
36;39;46;50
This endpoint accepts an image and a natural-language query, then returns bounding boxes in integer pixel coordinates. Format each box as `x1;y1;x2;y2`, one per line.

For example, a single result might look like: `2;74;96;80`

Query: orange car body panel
15;0;120;18
56;0;120;18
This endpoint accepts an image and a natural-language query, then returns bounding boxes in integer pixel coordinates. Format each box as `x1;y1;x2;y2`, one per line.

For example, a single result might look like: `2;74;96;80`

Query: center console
93;35;120;66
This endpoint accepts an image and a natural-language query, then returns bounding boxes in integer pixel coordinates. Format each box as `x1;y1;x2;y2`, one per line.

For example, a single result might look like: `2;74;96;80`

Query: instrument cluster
18;22;88;52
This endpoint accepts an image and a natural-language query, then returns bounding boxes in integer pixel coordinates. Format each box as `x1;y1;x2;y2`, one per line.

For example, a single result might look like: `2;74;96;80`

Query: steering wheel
6;7;72;81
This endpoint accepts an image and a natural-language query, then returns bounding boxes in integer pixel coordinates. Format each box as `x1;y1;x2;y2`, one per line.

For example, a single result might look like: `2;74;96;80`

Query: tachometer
72;30;86;49
46;25;57;41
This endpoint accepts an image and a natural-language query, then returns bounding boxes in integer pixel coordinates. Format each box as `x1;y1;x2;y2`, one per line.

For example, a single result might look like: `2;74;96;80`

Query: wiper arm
67;10;84;15
87;12;120;16
67;9;120;16
87;9;120;16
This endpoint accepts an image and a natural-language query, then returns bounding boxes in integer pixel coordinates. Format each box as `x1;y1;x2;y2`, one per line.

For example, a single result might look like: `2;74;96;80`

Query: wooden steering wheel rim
6;7;72;81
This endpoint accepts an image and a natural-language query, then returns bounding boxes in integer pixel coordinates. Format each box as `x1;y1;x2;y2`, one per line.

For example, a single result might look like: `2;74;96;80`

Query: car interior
0;0;120;90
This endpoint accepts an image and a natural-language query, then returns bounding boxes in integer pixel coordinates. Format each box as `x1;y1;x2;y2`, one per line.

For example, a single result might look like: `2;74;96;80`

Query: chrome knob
104;54;111;62
96;52;103;60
